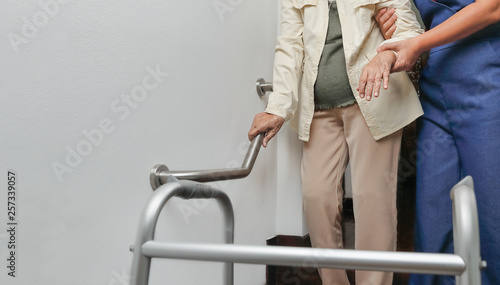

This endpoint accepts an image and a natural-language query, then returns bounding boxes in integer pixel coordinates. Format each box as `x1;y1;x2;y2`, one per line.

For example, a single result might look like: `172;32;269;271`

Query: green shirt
314;1;356;110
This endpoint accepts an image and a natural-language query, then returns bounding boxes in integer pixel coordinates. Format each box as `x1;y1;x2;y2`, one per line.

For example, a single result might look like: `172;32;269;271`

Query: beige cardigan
265;0;424;141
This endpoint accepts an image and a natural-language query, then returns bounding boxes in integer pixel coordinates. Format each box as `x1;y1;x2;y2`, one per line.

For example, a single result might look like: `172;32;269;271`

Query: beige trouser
301;104;402;285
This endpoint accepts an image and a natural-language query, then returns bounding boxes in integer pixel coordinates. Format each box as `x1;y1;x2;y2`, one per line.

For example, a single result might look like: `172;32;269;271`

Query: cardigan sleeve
376;0;424;44
264;0;305;121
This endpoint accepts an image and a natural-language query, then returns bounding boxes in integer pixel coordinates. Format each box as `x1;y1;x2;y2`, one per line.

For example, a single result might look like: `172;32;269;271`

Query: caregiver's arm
377;0;500;72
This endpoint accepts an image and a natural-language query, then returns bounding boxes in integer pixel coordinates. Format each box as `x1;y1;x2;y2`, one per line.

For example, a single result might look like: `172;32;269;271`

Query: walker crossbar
141;241;465;275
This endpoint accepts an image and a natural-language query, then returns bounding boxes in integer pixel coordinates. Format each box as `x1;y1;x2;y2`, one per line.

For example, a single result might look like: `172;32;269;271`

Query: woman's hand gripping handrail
149;133;265;190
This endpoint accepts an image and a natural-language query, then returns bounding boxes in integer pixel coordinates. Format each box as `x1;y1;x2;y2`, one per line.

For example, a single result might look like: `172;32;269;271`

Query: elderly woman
370;0;500;284
248;0;423;283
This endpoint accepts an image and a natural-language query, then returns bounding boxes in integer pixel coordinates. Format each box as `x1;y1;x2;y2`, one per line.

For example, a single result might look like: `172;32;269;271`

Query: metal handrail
149;133;264;189
256;78;273;97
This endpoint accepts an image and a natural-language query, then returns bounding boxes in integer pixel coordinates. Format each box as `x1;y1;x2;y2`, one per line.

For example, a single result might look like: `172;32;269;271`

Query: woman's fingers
365;74;375;101
359;70;381;100
384;17;397;39
375;8;397;39
373;72;382;98
248;116;264;141
358;51;396;100
375;8;393;25
263;129;277;147
248;113;284;147
383;68;390;90
358;70;368;99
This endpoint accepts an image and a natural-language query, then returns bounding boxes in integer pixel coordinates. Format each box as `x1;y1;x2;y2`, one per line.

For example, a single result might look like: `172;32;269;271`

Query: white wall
0;1;285;284
275;125;307;235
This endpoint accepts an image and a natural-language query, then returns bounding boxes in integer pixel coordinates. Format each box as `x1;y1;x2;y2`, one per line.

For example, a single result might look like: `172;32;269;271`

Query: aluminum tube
132;179;235;285
451;176;483;285
141;242;465;276
157;134;264;183
215;191;235;285
240;133;263;170
159;168;251;183
256;78;273;96
261;82;273;92
130;182;184;285
178;180;235;285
